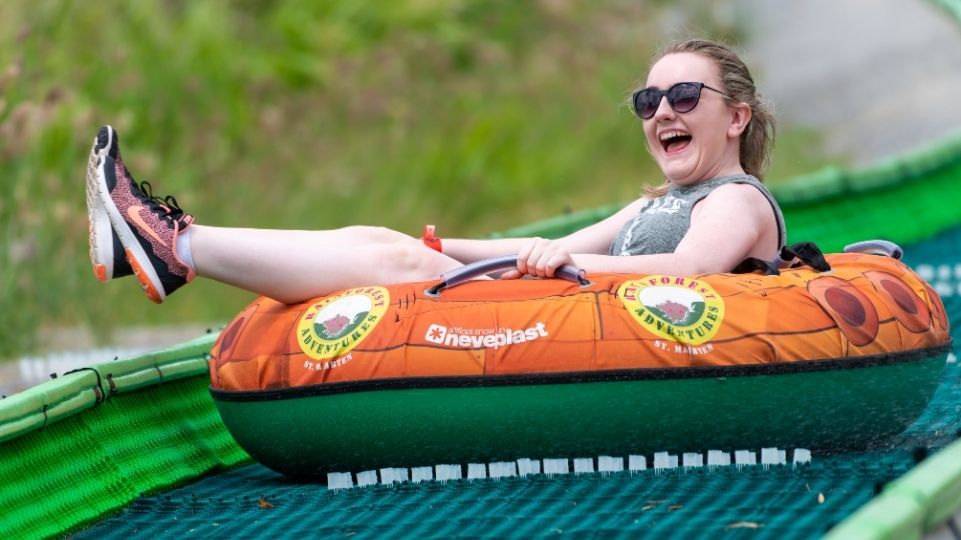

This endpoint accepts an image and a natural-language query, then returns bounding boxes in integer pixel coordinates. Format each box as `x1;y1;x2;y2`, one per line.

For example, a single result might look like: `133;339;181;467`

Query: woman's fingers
546;253;570;277
532;247;555;278
515;238;538;276
499;269;522;280
541;251;574;278
515;238;573;278
528;238;552;277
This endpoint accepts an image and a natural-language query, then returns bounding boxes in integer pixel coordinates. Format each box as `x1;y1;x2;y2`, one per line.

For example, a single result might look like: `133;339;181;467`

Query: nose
652;95;674;121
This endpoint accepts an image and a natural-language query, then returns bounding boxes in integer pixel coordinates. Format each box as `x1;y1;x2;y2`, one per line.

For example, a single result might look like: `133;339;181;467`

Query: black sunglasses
631;82;729;120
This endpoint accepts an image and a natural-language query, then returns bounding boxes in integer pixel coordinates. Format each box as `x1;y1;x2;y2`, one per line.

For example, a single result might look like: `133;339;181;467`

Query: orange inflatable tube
210;253;950;392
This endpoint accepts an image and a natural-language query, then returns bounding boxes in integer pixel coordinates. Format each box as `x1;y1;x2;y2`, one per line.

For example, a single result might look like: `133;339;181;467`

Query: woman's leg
86;124;463;304
190;225;463;303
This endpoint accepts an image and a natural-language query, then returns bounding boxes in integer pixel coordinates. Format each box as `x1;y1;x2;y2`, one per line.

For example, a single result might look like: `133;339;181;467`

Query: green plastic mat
71;223;961;539
69;451;944;539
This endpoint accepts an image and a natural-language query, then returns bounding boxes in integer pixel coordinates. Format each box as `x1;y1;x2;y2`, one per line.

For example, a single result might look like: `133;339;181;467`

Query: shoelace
138;180;193;227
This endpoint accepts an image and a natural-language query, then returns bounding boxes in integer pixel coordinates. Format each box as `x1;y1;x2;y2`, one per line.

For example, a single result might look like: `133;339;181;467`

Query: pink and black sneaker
86;127;133;282
89;126;195;303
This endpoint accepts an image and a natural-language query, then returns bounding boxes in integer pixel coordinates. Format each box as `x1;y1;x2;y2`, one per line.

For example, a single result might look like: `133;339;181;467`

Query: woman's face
642;52;748;185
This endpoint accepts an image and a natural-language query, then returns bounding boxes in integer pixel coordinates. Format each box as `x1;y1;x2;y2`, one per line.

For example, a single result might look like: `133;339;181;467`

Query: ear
727;102;752;138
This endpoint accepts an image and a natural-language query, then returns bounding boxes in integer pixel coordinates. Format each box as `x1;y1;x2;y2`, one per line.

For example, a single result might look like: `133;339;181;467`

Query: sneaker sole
92;147;167;303
86;126;134;282
86;128;115;282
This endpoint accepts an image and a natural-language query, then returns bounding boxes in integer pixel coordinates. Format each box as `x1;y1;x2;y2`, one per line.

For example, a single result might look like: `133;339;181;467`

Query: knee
339;225;413;245
379;242;452;282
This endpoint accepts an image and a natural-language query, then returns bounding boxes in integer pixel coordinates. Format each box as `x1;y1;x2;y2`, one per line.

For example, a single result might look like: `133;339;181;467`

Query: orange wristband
422;224;442;252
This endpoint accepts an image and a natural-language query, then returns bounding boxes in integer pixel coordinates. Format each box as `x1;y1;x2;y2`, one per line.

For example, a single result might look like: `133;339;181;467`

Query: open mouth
659;130;692;154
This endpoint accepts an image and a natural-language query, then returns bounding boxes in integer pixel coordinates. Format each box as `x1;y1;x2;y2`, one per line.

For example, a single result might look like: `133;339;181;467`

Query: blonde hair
639;39;775;198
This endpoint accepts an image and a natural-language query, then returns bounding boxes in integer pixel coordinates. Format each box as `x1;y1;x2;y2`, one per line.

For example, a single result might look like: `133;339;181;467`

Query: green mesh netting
0;375;248;539
73;224;961;539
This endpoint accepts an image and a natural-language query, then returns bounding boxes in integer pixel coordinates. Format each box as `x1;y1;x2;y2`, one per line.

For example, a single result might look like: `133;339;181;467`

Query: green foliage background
0;0;832;358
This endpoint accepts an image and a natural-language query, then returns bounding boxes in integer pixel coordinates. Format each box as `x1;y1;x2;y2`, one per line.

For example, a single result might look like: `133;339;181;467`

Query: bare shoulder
689;182;780;258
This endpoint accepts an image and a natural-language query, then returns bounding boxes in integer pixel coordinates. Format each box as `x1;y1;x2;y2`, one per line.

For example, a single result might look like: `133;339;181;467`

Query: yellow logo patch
297;287;390;360
618;276;725;345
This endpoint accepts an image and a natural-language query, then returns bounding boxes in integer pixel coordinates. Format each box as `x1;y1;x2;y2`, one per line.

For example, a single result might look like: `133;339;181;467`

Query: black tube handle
425;255;590;296
843;240;903;260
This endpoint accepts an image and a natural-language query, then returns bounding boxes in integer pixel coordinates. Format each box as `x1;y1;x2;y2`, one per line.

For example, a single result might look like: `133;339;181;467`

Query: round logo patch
297;287;390;360
618;276;725;345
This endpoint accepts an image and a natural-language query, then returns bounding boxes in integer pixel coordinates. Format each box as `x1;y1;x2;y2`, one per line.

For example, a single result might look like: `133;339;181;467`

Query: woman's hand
501;238;576;280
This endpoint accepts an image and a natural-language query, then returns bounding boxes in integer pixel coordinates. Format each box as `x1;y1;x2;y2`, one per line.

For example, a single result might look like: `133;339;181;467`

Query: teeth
659;130;689;142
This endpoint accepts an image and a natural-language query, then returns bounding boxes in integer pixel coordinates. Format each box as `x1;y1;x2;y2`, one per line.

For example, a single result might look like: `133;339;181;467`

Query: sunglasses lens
633;83;709;119
634;89;661;119
668;83;701;113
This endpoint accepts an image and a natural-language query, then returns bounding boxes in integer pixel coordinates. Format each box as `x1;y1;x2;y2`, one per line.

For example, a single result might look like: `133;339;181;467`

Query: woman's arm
518;183;775;277
440;197;650;264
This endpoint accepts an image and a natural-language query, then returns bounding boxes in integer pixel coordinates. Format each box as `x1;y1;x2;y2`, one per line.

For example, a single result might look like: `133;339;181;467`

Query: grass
0;0;839;359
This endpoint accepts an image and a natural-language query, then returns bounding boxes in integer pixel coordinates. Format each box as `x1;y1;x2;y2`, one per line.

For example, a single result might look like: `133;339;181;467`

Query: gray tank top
609;174;786;257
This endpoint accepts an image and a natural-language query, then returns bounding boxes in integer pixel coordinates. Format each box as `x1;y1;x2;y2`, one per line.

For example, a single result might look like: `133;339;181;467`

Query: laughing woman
85;38;783;304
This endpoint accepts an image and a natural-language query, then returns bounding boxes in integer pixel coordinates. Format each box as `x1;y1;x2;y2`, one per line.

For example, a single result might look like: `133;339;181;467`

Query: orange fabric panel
211;254;951;392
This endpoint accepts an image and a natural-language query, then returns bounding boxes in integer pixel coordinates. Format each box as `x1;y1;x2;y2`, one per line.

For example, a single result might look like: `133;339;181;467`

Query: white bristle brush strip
326;447;812;489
